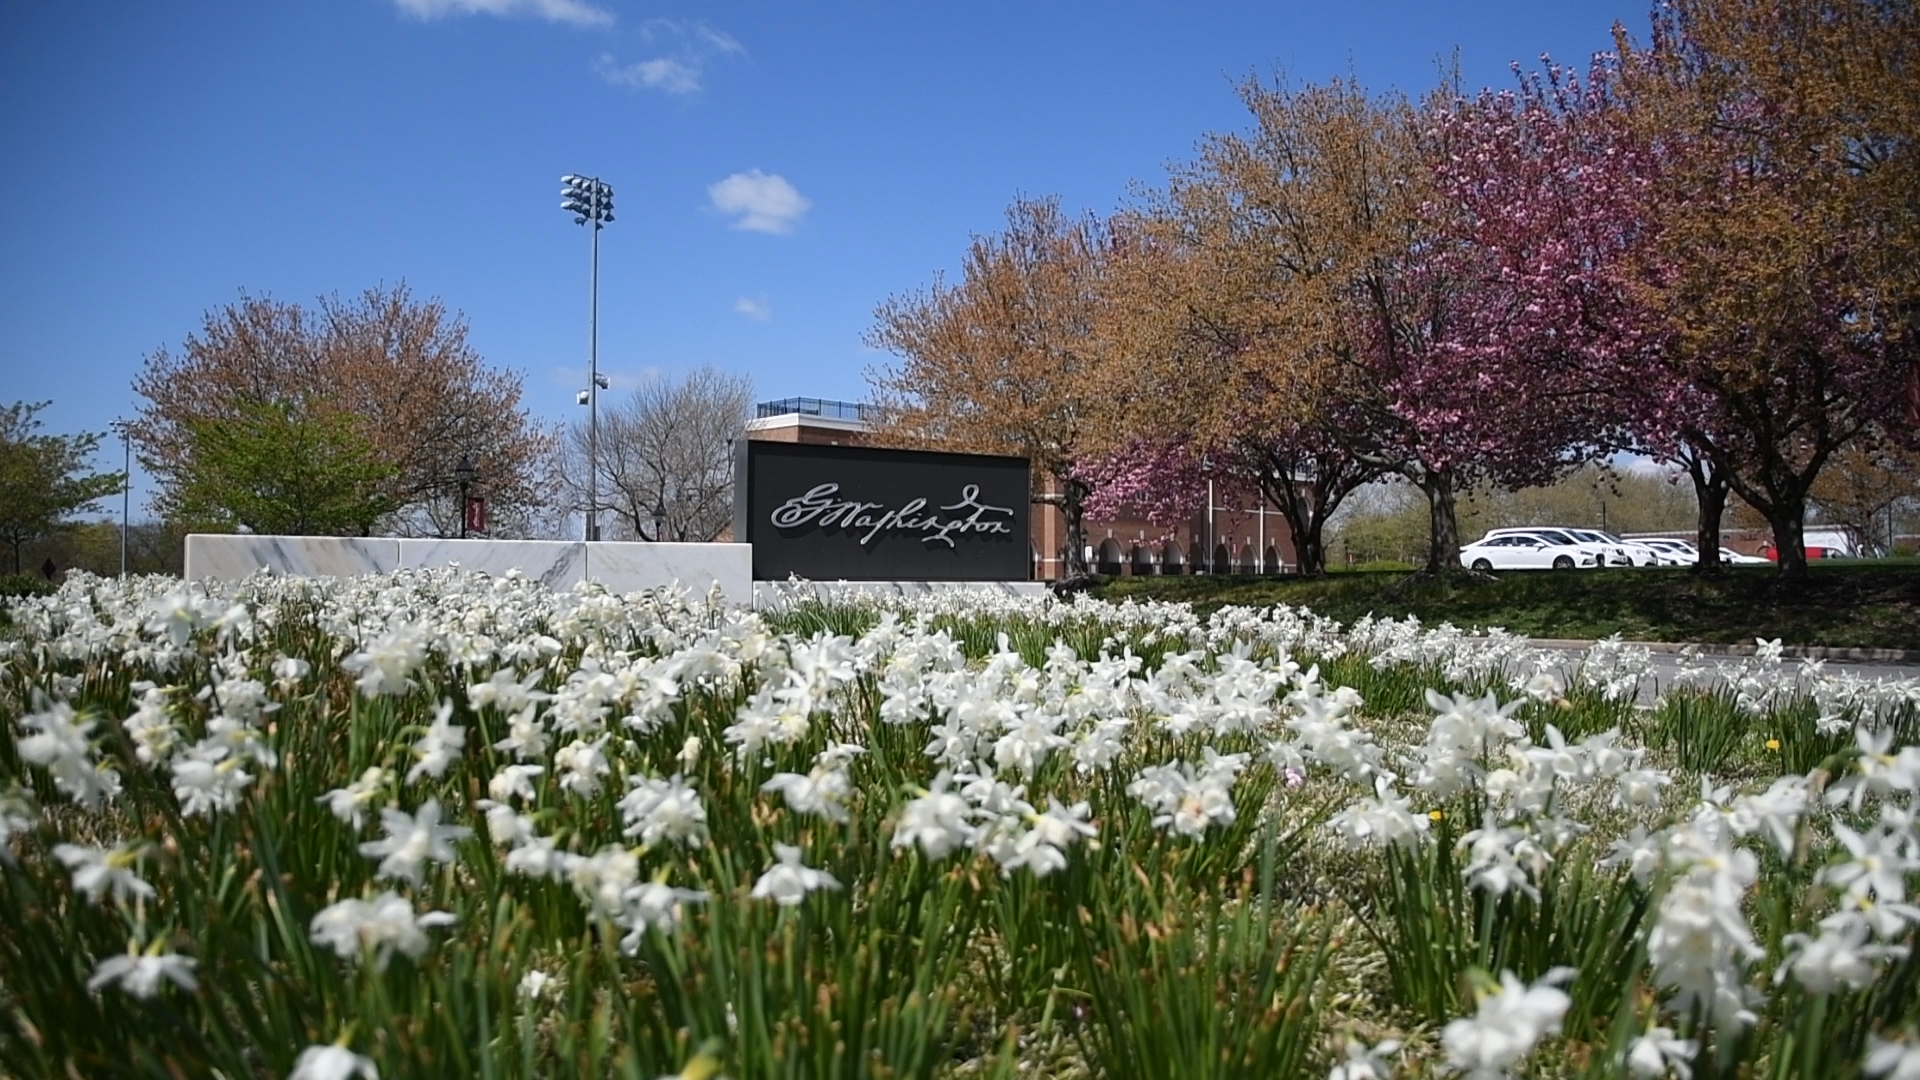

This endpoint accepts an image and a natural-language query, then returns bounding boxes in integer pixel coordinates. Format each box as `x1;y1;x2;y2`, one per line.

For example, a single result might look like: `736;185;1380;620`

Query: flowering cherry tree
1078;427;1375;576
1099;77;1595;576
1427;62;1717;561
1432;4;1920;578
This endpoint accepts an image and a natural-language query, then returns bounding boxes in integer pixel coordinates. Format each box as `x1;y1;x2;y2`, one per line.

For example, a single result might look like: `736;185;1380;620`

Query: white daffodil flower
356;799;471;886
1624;1026;1697;1079
309;891;457;970
1441;968;1574;1079
288;1043;379;1080
87;944;198;998
891;771;978;860
317;767;390;830
750;843;839;906
54;841;155;906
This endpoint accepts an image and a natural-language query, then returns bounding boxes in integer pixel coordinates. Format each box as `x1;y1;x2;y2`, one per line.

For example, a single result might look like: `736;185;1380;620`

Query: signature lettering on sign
770;483;1016;547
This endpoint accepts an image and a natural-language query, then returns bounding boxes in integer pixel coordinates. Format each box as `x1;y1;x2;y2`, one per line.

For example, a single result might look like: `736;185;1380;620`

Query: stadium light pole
562;173;614;541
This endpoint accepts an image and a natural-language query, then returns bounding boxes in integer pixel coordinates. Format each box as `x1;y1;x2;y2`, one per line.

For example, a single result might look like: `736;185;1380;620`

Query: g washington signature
769;483;1015;547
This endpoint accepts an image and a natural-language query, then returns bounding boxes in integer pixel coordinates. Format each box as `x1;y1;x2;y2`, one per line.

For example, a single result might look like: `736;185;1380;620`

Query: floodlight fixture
560;173;615;541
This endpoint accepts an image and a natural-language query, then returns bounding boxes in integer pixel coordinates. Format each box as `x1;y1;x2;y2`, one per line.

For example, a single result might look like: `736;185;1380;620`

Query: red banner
464;497;486;535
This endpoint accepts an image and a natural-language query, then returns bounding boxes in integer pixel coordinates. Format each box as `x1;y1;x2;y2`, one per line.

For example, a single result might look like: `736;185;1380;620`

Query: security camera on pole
561;173;613;541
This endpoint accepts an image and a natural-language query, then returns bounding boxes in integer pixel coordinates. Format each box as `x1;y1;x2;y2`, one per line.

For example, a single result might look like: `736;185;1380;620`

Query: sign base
752;579;1048;607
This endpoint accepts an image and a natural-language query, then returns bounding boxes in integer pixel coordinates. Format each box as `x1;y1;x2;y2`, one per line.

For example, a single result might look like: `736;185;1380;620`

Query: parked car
1635;540;1771;566
1639;538;1700;563
1803;528;1872;557
1563;528;1674;566
1460;534;1599;571
1761;543;1835;561
1479;527;1621;567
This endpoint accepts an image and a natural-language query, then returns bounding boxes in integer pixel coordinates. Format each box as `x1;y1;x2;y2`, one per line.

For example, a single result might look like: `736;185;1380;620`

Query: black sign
735;440;1031;581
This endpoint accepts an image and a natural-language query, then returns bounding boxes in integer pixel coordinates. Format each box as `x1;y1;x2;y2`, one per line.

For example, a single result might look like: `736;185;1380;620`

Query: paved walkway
1529;637;1918;664
1525;638;1920;705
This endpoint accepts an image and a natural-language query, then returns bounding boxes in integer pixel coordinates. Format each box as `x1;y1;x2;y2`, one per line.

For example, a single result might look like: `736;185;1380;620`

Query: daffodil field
4;571;1920;1080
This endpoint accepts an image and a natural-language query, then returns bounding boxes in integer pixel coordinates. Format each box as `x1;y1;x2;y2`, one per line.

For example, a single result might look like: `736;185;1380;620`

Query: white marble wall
184;534;752;602
399;539;586;590
186;534;400;580
587;542;752;605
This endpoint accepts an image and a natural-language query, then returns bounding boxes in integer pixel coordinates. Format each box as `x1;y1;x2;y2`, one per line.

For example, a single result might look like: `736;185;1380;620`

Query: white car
1566;529;1676;566
1558;528;1662;566
1478;528;1620;567
1630;539;1770;566
1460;534;1599;571
1639;538;1700;563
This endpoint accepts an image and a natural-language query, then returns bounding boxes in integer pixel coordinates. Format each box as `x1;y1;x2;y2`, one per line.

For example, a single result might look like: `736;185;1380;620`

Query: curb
1525;638;1920;664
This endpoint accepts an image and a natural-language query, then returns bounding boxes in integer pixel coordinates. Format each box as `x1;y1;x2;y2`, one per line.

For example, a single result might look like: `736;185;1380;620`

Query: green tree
0;402;124;574
134;284;554;537
159;400;398;536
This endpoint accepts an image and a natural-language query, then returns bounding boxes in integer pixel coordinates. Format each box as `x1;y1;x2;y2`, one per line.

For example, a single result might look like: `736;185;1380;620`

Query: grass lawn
1095;557;1920;650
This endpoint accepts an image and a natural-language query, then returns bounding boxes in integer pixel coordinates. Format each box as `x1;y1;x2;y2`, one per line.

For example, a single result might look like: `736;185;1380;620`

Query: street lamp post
455;454;477;539
652;500;666;542
113;421;130;577
562;173;614;542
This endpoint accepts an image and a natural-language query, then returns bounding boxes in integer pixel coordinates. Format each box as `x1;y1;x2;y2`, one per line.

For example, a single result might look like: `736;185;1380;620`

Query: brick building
744;398;1300;580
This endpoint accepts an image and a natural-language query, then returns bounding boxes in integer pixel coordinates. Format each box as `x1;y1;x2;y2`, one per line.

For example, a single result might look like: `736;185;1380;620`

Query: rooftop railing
754;397;885;423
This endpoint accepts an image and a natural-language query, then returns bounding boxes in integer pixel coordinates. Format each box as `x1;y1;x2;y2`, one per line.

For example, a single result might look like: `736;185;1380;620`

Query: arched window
1130;544;1155;576
1161;539;1186;575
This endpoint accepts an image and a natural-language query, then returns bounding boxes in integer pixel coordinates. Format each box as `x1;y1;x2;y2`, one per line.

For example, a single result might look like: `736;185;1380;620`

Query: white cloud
595;20;743;95
1619;453;1679;477
392;0;614;29
733;296;772;322
690;25;744;55
708;170;810;234
595;55;699;94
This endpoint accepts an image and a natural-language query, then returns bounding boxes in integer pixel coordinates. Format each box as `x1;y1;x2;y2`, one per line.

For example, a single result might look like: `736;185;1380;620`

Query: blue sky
2;0;1643;511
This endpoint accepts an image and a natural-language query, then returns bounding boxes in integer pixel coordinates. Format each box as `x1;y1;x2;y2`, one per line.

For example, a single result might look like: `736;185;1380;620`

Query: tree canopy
556;366;752;543
0;402;124;574
867;0;1920;578
158;399;399;536
867;197;1110;574
133;284;554;538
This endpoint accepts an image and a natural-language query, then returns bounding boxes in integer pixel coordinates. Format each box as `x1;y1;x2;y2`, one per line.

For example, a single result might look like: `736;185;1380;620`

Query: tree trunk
1693;484;1728;574
1765;491;1810;580
1250;446;1374;577
1062;476;1091;576
1417;466;1461;574
1722;442;1823;582
1296;515;1328;577
1685;452;1729;575
1261;477;1319;576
